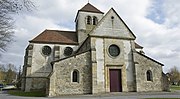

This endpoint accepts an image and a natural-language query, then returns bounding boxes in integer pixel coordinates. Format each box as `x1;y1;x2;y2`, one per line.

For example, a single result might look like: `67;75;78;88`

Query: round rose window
42;46;51;56
64;47;73;56
108;44;120;57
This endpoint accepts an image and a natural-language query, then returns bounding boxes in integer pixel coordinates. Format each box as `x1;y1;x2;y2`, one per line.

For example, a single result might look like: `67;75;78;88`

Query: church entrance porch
109;69;122;92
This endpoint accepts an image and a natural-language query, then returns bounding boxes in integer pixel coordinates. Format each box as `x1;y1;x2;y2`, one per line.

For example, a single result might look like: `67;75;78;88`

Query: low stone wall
31;78;48;91
23;77;48;93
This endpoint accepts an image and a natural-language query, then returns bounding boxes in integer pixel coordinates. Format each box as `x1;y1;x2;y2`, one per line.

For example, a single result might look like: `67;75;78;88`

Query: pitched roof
79;3;104;14
110;8;136;39
134;51;164;66
135;42;143;49
89;8;136;40
29;30;78;45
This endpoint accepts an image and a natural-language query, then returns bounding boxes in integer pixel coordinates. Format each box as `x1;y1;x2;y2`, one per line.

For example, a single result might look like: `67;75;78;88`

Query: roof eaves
135;42;143;49
79;10;104;14
29;41;79;45
134;50;164;66
52;49;91;63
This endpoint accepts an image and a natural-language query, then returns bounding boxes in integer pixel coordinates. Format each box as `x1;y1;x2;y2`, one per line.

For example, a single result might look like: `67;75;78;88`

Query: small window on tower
87;16;92;25
93;16;98;25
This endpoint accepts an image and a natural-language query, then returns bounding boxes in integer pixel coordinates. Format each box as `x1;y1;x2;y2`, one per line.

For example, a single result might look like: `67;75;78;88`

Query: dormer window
87;16;92;25
93;16;98;25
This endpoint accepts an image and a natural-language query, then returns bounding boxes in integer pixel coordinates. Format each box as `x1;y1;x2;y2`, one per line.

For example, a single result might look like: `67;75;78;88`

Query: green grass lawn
144;98;180;99
144;86;180;99
171;85;180;90
8;90;46;97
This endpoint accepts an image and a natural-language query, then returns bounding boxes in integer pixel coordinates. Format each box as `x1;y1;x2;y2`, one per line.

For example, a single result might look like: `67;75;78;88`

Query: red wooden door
109;69;122;92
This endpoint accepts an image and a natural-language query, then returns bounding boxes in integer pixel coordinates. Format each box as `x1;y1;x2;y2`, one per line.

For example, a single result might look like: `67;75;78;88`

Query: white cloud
0;0;180;72
138;0;180;72
163;0;180;28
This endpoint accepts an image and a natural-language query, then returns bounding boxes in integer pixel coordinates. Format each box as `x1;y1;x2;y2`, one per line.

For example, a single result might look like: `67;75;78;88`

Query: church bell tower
75;3;104;44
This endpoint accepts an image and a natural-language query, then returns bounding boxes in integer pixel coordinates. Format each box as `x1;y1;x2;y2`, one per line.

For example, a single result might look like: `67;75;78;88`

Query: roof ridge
45;29;76;32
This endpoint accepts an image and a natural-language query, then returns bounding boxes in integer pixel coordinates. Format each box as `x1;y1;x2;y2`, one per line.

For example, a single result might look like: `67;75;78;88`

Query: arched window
86;16;92;25
72;70;79;82
93;16;98;25
146;70;153;81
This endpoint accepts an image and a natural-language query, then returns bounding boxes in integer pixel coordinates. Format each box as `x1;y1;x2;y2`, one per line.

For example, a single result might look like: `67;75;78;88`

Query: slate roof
79;3;104;14
29;30;78;45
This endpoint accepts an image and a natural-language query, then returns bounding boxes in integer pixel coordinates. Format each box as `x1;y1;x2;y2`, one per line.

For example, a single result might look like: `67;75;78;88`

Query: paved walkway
0;91;180;99
53;92;180;99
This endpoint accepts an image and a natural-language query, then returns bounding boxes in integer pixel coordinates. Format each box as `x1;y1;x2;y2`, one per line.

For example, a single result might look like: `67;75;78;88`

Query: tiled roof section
135;42;143;49
79;3;104;14
29;30;78;45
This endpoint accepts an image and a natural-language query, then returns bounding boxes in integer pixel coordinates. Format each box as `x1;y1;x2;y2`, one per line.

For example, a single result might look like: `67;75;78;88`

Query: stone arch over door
105;65;128;92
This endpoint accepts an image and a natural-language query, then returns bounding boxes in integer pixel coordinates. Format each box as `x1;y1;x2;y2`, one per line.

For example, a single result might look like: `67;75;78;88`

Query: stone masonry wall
31;78;48;91
90;37;132;93
162;73;170;91
133;51;163;92
49;52;92;96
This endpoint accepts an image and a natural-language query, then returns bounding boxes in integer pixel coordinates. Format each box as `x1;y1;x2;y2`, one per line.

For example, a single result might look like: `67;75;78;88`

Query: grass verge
8;90;46;97
170;85;180;90
144;98;180;99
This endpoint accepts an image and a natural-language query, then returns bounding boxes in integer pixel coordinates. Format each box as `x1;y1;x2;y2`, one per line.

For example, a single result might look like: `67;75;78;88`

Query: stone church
21;3;169;96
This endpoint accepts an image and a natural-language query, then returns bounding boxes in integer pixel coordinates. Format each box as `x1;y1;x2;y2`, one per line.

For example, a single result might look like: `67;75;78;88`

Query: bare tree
0;0;34;53
0;63;18;84
0;64;6;83
168;66;180;85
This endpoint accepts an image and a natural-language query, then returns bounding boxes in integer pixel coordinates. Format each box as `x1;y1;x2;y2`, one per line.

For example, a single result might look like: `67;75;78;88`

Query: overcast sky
0;0;180;72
